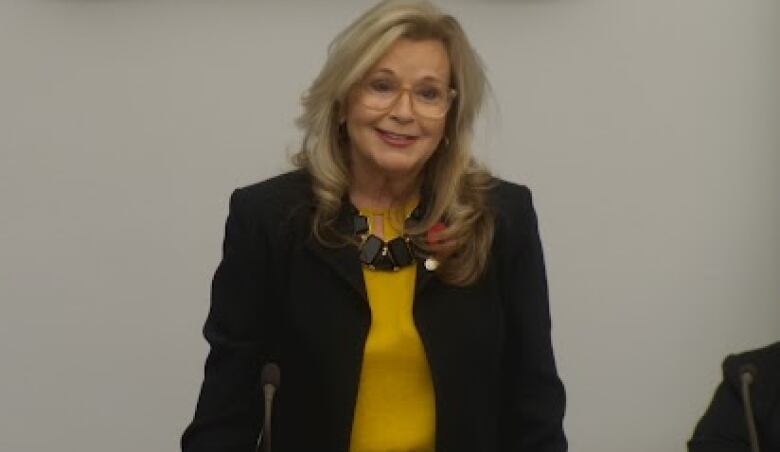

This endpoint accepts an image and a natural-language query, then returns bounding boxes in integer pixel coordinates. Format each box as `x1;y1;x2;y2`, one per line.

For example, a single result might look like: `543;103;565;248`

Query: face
344;38;451;179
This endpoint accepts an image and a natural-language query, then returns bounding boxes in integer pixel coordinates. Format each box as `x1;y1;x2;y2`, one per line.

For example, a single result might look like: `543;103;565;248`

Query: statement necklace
351;203;439;272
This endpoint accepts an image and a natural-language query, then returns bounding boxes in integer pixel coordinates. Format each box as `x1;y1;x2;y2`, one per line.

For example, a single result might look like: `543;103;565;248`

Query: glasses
356;75;457;119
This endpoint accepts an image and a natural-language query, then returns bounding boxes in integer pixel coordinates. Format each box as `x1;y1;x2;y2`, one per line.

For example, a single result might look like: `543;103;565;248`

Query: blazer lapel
303;204;368;301
305;237;367;301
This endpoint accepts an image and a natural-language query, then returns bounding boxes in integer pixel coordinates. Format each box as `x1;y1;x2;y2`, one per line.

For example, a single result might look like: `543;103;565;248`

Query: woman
181;1;567;451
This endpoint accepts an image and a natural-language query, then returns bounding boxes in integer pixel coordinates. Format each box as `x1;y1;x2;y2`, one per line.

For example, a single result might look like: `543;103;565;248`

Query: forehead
369;38;450;83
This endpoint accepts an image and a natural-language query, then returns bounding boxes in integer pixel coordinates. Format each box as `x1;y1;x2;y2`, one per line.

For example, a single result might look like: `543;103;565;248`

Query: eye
368;78;396;93
417;86;444;102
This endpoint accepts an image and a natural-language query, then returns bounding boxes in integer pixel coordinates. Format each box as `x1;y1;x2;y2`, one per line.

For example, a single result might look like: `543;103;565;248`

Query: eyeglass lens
360;76;452;118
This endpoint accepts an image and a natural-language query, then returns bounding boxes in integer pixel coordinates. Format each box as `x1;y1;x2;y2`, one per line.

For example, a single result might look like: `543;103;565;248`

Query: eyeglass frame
354;77;458;120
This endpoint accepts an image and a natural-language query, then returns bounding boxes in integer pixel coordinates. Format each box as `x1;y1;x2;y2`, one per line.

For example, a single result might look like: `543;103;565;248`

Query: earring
443;136;450;148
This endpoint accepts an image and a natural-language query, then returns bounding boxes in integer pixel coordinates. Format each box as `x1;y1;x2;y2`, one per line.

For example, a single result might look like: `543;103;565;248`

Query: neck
349;158;422;211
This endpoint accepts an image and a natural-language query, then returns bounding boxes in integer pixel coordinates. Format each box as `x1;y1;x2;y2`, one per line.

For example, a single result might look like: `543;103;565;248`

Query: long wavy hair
292;0;495;286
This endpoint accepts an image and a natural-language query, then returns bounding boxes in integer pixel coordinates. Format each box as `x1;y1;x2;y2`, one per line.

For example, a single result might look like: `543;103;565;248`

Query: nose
389;89;414;124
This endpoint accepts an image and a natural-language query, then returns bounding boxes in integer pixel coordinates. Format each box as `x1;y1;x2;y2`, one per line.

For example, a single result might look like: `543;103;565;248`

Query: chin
371;152;426;176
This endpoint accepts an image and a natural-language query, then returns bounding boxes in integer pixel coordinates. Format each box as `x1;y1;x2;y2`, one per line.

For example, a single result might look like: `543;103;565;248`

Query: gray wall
1;1;778;451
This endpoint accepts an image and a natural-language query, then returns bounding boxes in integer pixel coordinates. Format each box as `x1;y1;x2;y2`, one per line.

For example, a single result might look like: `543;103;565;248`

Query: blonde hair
293;0;495;286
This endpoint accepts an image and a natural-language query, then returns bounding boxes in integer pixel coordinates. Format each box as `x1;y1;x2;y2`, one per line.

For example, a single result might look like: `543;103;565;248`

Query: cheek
346;110;382;139
422;122;446;149
347;121;379;152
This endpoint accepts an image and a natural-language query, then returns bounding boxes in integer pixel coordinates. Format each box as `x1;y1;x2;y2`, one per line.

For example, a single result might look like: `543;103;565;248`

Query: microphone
258;362;281;452
738;364;760;452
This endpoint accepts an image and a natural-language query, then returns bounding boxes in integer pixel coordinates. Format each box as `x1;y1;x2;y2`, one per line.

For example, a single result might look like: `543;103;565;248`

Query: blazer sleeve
497;185;567;452
687;355;752;452
181;188;270;452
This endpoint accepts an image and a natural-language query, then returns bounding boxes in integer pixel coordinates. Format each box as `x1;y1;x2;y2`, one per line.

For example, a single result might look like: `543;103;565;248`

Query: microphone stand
257;363;280;452
739;365;760;452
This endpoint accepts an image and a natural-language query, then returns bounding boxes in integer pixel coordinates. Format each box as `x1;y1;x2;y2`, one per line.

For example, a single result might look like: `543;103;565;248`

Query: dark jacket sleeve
181;188;269;452
497;185;567;451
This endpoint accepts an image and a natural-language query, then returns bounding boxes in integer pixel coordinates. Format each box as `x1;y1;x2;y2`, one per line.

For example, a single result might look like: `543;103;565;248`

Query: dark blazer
688;341;780;452
181;169;567;452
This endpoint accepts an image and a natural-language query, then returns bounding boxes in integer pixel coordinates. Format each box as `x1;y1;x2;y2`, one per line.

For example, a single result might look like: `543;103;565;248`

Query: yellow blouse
349;200;436;452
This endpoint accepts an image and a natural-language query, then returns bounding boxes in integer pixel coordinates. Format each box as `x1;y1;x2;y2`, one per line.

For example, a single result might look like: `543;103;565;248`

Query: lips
375;128;419;147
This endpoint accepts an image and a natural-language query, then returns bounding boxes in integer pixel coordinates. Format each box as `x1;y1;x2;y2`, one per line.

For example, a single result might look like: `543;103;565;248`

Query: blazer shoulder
232;169;313;223
489;177;533;218
488;177;537;239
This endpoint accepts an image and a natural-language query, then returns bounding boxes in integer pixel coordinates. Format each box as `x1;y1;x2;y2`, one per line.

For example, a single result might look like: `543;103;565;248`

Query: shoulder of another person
722;341;780;410
723;341;780;380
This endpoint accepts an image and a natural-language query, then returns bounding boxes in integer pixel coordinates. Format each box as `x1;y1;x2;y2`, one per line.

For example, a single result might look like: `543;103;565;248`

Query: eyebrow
371;68;447;84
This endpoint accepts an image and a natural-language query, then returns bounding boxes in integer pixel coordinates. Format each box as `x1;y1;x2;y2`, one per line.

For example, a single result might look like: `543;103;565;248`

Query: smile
375;128;419;147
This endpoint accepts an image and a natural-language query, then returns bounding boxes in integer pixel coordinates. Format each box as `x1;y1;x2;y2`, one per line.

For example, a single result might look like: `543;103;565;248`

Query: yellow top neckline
357;195;420;216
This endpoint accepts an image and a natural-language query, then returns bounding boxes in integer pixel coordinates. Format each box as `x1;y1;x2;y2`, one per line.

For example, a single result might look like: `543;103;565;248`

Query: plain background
1;1;778;451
